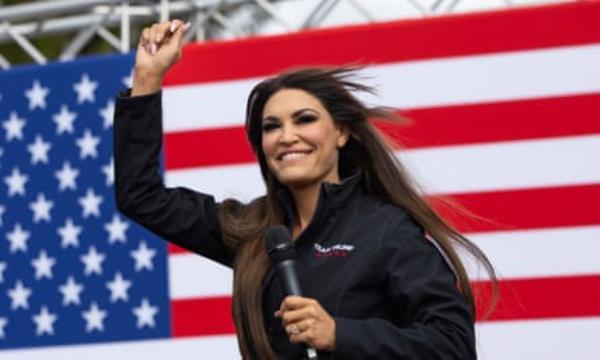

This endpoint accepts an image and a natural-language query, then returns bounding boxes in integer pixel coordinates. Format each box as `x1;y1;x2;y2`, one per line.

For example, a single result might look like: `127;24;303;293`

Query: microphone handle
275;260;319;360
276;260;303;296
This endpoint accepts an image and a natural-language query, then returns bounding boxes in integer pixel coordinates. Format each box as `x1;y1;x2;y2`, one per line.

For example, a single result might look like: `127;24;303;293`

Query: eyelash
296;115;317;124
262;123;279;132
261;115;318;133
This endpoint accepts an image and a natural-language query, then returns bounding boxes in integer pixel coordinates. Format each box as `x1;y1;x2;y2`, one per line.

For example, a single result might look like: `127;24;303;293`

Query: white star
55;161;79;191
4;167;28;197
31;250;56;280
29;193;54;223
32;306;57;336
0;204;4;226
52;104;77;135
106;272;132;303
131;241;156;272
78;188;103;218
82;302;107;332
2;111;26;141
0;317;7;339
7;222;30;253
57;217;82;248
0;261;6;283
101;157;114;186
73;73;98;104
7;280;32;310
132;298;159;329
122;71;133;88
27;134;51;165
75;129;100;159
59;276;84;306
99;99;115;129
25;80;49;110
104;214;129;244
80;246;105;276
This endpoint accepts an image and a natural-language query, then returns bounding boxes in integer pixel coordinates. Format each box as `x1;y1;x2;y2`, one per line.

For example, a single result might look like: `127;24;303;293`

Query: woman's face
261;88;348;189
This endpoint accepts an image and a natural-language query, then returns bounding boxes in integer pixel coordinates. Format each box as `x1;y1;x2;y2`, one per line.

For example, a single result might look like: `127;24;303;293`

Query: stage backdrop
1;1;599;359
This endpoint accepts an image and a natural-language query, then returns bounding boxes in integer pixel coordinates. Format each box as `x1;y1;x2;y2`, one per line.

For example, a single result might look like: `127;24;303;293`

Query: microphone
265;225;318;360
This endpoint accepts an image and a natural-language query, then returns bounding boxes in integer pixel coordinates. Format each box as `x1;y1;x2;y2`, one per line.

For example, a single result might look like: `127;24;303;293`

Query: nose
278;122;297;145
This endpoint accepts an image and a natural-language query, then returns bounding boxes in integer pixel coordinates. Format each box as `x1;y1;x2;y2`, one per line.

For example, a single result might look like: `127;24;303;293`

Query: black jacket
113;90;476;359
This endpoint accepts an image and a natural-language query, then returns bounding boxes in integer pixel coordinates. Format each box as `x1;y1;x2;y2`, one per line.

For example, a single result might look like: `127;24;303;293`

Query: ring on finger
288;324;300;335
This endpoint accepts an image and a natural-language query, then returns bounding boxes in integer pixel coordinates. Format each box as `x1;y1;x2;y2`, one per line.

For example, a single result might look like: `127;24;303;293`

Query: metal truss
0;0;568;69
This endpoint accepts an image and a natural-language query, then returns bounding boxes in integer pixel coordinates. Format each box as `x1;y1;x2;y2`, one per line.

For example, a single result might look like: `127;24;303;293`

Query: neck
289;183;321;238
287;172;344;238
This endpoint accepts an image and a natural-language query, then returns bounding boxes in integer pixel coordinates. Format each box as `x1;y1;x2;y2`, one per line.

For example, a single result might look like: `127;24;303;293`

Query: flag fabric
1;1;600;359
0;55;174;349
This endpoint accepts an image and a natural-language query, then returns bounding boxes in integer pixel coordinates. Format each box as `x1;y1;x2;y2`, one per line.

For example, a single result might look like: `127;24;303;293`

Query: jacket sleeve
332;214;476;359
113;89;234;268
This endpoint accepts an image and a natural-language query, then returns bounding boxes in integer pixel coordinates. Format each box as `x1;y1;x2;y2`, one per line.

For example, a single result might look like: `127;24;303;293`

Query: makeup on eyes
262;109;320;132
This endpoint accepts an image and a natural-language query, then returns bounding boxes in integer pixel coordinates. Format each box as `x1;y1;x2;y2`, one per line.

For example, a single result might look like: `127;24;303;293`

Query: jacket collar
275;170;363;228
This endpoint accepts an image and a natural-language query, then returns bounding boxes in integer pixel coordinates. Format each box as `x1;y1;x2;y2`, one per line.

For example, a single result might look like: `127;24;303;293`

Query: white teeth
281;152;309;161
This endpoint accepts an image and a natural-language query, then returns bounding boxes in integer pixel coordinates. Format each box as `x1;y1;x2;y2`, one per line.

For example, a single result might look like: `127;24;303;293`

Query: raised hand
132;19;190;96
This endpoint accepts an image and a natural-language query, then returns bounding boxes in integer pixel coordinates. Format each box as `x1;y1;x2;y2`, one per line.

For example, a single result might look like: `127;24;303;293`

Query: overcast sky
256;0;569;35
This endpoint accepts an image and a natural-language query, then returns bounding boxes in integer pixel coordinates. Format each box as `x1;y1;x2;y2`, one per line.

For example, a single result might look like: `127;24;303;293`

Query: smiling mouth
278;150;313;161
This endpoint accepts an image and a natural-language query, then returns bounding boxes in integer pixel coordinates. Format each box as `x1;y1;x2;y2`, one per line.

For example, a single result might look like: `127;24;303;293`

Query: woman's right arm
113;20;234;267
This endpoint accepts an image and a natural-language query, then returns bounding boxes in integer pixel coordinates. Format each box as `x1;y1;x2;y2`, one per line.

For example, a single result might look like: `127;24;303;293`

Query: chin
277;175;315;188
274;169;319;188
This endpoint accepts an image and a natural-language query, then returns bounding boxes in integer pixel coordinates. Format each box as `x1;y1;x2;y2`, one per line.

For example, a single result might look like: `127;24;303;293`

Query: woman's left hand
276;295;336;351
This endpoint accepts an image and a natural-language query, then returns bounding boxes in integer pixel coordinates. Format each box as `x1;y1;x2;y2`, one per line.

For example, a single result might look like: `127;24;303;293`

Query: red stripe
164;93;600;169
171;296;235;337
165;126;255;169
168;183;600;254
378;93;600;149
169;275;600;336
475;274;600;322
169;243;190;254
432;184;600;233
164;1;600;85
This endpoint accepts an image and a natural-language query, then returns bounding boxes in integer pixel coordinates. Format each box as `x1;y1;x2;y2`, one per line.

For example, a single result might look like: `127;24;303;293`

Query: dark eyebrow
292;108;320;118
262;108;320;123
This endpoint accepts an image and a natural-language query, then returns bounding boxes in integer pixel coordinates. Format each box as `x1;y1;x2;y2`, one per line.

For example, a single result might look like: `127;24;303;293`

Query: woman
114;19;496;359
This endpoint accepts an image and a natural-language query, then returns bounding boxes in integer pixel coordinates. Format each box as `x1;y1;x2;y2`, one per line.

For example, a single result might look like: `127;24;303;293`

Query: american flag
0;55;174;353
1;1;600;359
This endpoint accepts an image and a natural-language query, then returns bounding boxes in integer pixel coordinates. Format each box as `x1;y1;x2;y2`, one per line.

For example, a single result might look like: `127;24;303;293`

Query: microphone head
264;225;296;264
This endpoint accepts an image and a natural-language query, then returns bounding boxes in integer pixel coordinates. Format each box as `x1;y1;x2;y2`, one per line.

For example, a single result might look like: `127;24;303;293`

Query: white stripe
165;135;600;199
163;44;600;132
400;134;600;195
1;318;598;359
476;317;600;360
464;225;600;281
0;335;239;360
169;253;232;299
372;44;600;109
163;78;255;131
165;162;265;202
169;226;600;299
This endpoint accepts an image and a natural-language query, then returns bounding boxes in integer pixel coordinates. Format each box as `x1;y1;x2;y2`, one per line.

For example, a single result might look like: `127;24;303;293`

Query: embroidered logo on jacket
313;243;355;257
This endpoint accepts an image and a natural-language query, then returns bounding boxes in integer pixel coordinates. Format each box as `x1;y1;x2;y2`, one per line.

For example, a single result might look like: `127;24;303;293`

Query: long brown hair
217;66;497;359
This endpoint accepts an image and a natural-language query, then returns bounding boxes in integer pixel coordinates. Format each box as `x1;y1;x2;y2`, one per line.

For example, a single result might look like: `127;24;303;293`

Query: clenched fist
132;19;190;96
